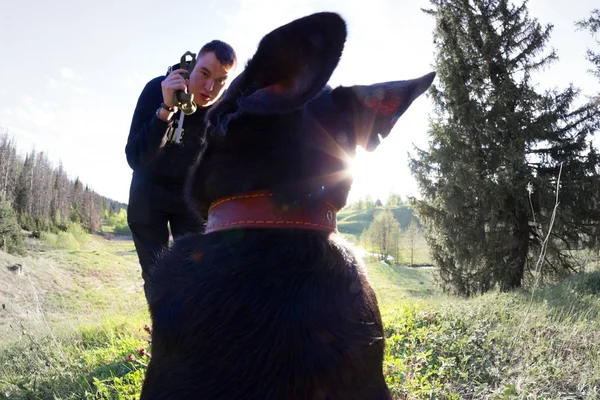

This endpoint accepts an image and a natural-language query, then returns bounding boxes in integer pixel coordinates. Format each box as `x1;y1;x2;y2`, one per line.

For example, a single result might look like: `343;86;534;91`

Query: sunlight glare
348;143;389;203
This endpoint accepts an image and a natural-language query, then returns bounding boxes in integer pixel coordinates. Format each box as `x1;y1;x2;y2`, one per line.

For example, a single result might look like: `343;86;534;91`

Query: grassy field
1;231;599;399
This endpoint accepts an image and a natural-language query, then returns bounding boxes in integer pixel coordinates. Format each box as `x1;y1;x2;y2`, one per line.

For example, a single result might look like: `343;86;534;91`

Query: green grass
381;279;600;399
363;256;437;305
1;233;149;399
1;230;599;399
0;316;150;400
0;234;146;347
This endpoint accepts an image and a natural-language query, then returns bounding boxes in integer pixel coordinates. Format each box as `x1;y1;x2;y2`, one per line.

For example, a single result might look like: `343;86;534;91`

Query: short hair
199;40;237;69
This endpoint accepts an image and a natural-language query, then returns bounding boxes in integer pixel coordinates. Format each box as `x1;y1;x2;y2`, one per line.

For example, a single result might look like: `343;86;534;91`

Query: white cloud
46;68;87;93
15;97;57;129
14;108;29;120
60;67;79;80
48;78;59;88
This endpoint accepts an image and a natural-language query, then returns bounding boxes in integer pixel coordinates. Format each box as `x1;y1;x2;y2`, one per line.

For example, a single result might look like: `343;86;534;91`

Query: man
126;40;237;298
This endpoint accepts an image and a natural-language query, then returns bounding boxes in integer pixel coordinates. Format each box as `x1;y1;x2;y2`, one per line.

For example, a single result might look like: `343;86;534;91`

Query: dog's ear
208;12;347;135
331;71;436;151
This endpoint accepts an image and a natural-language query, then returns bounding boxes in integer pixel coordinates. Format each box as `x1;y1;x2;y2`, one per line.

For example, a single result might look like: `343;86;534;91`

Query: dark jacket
126;65;209;191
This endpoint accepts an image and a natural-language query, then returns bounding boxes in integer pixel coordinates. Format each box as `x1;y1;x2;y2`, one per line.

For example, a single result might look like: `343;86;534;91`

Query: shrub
55;232;81;251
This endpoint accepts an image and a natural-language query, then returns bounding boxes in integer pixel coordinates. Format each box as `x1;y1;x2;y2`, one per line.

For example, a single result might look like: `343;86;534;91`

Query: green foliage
402;221;423;267
20;211;70;236
0;319;149;400
106;209;131;236
383;274;600;399
1;131;125;237
0;194;24;255
410;0;600;296
113;221;131;236
361;209;402;260
364;257;436;305
577;8;600;79
70;203;82;224
338;205;419;235
42;223;90;250
345;194;388;210
56;231;83;251
385;193;403;207
13;153;33;215
18;212;36;231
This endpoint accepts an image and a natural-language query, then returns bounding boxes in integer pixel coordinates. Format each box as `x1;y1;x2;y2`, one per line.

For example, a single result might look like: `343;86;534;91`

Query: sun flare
348;146;389;202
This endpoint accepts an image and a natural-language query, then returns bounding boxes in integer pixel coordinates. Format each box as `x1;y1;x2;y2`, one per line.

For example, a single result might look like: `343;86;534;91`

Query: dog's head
186;12;435;218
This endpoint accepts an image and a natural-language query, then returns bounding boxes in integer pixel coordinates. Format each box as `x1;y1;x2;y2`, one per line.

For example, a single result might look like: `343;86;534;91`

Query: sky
0;0;598;205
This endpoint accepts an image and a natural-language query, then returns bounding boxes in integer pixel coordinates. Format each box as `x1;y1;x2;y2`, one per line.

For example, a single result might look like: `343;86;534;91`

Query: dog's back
143;230;390;399
141;12;434;399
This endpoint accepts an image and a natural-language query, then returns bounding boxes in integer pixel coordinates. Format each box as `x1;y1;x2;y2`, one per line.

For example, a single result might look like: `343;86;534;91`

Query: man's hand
161;68;189;108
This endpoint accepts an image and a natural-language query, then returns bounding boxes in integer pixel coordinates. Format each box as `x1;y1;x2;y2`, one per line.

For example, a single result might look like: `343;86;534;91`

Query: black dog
141;12;435;400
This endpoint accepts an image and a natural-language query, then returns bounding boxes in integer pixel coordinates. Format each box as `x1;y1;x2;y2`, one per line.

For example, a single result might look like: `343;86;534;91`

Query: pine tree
576;8;600;254
410;0;600;295
0;193;24;255
15;152;34;215
0;131;121;234
0;133;19;202
577;8;600;80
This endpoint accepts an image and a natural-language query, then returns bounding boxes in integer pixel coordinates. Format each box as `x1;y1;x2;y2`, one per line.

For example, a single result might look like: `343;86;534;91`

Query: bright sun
346;134;417;204
348;146;388;202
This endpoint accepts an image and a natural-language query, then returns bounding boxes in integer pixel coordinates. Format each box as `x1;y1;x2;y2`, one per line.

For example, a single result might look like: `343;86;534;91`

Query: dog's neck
204;191;338;234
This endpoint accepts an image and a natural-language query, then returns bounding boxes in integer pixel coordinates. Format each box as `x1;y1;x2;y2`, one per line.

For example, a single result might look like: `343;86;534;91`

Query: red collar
204;192;338;234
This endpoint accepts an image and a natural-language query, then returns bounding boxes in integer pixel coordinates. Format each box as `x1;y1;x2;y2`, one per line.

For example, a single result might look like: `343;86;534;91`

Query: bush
113;220;131;236
55;232;81;250
18;212;36;232
67;223;89;246
35;217;51;232
41;223;90;250
106;209;131;236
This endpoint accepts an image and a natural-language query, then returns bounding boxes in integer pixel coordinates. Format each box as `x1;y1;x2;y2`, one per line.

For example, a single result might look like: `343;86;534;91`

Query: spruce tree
0;193;24;255
410;0;600;295
14;152;33;215
577;8;600;80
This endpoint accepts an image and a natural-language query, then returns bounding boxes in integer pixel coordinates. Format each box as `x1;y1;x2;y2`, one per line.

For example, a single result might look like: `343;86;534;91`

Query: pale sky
0;0;598;205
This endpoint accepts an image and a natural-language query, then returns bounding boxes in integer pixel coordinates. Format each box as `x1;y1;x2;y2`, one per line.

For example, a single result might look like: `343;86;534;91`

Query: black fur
141;12;435;400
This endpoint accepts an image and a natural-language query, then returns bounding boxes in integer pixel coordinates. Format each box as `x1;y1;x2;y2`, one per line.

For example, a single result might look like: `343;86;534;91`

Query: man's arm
125;76;172;171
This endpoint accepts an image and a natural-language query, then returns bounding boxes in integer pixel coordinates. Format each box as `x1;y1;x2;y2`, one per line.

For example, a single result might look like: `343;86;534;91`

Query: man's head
188;40;237;108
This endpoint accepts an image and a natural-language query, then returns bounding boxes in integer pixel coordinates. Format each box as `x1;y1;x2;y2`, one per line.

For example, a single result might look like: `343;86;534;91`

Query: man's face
188;51;234;108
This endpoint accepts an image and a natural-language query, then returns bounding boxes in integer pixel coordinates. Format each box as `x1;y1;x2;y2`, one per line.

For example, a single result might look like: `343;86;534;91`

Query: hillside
0;233;145;343
337;205;419;240
338;205;433;266
1;233;599;399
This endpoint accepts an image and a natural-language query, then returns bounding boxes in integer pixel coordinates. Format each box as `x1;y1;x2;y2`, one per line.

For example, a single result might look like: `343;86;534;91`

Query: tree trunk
503;207;529;290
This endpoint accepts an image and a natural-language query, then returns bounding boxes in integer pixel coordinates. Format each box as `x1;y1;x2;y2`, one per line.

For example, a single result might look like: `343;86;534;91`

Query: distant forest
0;132;126;233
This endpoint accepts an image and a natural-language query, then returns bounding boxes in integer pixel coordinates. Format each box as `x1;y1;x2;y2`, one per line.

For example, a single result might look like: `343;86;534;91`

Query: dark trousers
127;181;204;300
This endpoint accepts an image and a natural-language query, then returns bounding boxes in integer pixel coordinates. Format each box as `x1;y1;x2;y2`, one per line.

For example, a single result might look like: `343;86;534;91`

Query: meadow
0;225;598;399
